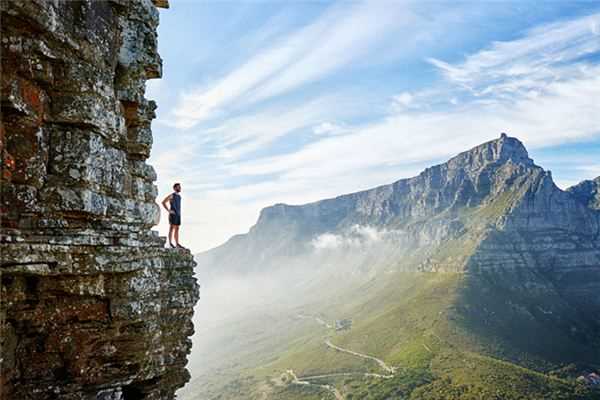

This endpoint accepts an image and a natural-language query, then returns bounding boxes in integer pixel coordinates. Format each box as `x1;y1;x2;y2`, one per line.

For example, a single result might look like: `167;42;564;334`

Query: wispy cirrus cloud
219;11;600;202
427;12;600;98
202;93;358;161
171;2;417;129
231;67;600;181
245;2;417;105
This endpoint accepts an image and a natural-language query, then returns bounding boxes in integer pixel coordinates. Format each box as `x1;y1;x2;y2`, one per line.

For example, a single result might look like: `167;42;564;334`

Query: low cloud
312;225;403;250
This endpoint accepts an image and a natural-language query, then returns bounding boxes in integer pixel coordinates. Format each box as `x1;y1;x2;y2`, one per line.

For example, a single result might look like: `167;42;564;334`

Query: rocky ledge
0;1;199;399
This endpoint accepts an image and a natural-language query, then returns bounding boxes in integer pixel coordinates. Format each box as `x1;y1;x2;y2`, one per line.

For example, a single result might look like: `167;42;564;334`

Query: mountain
190;134;600;400
199;133;600;278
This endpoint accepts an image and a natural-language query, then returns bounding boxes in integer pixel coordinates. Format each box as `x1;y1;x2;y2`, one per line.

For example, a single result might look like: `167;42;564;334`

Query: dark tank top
171;192;181;215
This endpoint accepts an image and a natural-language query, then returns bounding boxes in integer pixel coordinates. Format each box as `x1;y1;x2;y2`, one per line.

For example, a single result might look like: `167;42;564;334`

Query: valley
180;135;600;400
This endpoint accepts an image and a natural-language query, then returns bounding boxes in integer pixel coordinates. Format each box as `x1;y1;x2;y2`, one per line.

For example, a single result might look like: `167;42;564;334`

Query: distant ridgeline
196;133;600;399
200;133;600;280
0;1;199;399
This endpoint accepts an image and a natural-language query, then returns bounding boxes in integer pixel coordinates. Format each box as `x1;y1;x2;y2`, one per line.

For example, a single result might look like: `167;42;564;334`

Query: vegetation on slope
244;267;598;399
187;185;600;399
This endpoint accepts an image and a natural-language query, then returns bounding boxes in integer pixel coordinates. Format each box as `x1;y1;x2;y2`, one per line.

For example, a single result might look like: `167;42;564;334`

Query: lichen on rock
0;1;199;399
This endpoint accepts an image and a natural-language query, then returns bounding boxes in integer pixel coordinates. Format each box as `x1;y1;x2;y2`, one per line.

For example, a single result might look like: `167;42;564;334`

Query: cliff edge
0;1;199;399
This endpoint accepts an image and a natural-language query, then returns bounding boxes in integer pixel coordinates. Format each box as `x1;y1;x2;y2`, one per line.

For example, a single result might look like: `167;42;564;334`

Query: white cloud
170;2;418;129
312;225;403;250
391;92;415;110
170;16;321;129
202;94;352;160
312;233;343;250
247;2;417;104
427;12;600;99
312;122;346;136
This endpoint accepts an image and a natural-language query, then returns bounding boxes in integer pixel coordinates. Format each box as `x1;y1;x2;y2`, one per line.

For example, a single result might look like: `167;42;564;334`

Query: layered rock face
198;133;600;371
0;1;199;399
200;134;600;278
467;159;600;315
568;176;600;210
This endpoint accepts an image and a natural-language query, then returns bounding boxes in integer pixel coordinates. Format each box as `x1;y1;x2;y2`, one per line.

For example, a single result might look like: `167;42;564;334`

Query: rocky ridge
196;134;600;392
1;1;199;399
201;134;600;279
568;176;600;210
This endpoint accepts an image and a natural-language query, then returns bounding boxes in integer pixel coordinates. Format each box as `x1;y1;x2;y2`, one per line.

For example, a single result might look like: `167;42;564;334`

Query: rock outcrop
568;176;600;210
0;1;199;399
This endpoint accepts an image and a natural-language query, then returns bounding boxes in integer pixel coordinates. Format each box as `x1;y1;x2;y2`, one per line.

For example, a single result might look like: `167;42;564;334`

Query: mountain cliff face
0;1;199;399
568;177;600;210
200;133;600;278
199;133;600;361
194;134;600;399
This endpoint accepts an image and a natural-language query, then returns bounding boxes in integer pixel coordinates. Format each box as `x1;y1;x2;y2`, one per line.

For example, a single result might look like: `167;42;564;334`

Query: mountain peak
201;134;600;284
446;133;535;179
495;132;532;164
447;133;533;173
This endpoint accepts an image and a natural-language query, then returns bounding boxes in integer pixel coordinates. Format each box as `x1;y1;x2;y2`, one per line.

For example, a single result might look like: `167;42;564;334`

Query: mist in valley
178;226;407;399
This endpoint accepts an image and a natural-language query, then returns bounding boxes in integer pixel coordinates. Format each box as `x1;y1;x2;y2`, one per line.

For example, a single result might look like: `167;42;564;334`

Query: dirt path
300;372;393;380
297;313;332;329
325;340;396;374
287;370;344;400
285;314;398;399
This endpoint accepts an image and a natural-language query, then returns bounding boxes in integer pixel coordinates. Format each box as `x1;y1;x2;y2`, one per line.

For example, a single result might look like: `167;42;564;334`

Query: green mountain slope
252;271;598;399
184;135;600;400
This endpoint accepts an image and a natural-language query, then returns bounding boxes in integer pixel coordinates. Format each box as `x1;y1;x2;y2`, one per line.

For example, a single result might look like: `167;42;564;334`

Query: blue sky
147;1;600;252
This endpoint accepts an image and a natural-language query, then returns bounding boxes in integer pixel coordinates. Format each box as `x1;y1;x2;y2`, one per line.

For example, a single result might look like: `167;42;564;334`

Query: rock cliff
568;176;600;210
0;1;199;399
200;134;600;279
193;134;600;399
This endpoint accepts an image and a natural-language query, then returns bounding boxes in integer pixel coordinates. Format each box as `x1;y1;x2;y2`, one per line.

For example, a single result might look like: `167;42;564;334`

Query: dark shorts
169;213;181;226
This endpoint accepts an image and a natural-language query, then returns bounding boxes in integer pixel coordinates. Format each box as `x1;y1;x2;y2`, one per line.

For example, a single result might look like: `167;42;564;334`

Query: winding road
286;314;398;399
287;369;344;400
325;340;396;374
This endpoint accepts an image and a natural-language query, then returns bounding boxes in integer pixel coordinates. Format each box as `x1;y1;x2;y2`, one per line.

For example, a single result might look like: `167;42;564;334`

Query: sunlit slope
188;135;600;399
243;184;600;398
265;267;598;399
185;236;600;398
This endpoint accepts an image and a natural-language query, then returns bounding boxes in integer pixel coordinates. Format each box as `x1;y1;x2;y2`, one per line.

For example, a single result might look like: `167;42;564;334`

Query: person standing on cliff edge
162;183;185;249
